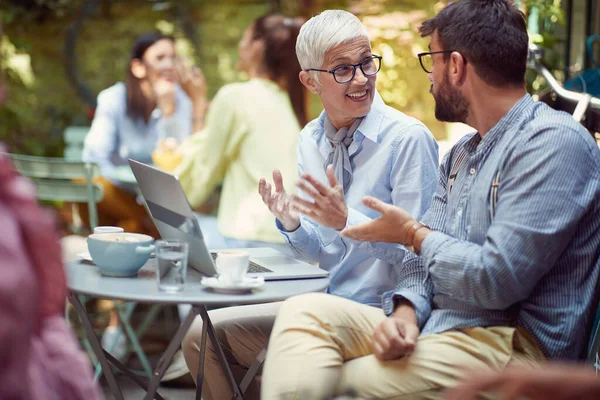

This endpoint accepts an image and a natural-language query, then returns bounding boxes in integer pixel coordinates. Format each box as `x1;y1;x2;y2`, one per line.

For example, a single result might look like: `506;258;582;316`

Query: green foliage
0;0;569;155
524;0;564;25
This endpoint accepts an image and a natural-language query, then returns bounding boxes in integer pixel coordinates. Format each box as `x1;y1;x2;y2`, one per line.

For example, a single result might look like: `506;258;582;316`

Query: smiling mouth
346;89;368;101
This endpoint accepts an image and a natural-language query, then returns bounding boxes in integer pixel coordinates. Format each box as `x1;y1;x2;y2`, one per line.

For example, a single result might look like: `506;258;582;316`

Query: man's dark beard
432;72;469;123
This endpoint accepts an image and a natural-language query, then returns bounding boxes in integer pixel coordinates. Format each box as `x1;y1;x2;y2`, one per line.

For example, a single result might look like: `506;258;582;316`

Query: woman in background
153;14;307;387
155;14;307;252
82;31;205;361
83;32;205;236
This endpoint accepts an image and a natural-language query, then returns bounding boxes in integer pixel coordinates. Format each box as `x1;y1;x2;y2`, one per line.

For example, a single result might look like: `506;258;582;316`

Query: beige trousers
261;293;545;400
182;302;282;400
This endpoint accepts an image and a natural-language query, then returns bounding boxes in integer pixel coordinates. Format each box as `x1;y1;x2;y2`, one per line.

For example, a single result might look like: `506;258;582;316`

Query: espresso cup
215;250;249;284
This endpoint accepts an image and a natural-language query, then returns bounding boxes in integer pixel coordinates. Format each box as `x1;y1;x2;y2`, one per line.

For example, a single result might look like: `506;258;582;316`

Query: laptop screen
145;199;203;240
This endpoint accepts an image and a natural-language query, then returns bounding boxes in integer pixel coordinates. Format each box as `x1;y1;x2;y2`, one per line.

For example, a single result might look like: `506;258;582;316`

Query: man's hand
444;364;600;400
258;170;300;231
372;315;419;361
340;196;415;244
290;165;348;230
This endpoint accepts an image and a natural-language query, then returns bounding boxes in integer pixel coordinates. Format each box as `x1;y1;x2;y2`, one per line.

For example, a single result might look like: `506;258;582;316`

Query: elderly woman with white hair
182;10;438;399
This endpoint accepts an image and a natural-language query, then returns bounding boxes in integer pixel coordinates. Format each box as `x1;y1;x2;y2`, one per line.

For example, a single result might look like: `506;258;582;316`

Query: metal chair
63;126;91;161
8;153;102;228
7;153;158;380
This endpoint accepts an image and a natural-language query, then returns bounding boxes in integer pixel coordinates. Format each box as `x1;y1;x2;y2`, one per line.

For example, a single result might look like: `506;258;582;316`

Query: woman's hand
176;58;207;105
153;79;176;117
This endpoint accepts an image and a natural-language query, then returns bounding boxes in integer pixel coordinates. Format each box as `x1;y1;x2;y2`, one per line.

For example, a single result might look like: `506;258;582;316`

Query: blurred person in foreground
181;10;439;399
0;72;101;400
260;1;600;398
444;363;600;400
82;32;204;236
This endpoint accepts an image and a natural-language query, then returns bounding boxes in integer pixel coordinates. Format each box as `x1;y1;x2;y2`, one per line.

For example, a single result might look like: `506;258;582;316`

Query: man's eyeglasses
306;55;382;84
417;50;458;73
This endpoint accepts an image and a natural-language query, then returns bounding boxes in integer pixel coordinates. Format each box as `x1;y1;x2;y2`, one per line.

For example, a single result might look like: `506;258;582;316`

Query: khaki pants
262;293;545;400
182;302;282;400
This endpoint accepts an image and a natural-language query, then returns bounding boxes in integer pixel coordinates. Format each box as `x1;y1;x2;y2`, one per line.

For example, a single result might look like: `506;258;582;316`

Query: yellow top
174;78;300;243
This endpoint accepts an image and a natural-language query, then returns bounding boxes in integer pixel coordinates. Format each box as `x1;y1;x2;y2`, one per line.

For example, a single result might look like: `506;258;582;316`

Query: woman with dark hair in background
81;31;205;360
152;14;307;390
83;32;205;237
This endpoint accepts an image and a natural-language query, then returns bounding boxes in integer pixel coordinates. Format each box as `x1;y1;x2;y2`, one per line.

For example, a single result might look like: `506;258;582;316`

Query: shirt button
469;168;476;175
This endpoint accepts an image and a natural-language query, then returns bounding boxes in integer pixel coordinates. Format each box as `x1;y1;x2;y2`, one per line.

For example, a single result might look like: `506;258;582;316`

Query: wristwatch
405;221;431;254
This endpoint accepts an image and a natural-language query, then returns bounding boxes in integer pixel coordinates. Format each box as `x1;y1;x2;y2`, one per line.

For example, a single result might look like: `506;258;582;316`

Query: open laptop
129;159;328;280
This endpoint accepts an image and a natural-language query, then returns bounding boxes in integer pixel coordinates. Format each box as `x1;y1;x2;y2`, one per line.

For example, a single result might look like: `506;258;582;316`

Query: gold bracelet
405;221;425;247
405;221;431;254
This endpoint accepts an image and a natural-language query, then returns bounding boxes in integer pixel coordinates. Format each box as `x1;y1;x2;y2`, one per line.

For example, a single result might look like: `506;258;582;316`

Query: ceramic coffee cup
87;232;155;277
93;226;125;235
215;250;249;284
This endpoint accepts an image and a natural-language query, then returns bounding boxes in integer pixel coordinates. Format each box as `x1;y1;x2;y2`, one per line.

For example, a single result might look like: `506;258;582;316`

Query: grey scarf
324;116;363;192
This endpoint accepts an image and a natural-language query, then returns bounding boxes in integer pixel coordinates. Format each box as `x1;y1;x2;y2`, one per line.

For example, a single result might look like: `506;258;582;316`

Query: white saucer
77;251;93;261
201;276;265;294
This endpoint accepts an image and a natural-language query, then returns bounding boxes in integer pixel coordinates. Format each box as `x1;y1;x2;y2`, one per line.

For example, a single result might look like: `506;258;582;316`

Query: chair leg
115;302;153;378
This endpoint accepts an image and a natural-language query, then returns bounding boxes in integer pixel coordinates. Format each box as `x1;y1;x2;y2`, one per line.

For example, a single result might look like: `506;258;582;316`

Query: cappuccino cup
215;250;249;284
87;232;154;277
93;226;125;235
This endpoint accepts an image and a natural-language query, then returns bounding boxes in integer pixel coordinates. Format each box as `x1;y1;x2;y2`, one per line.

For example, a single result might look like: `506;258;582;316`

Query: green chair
7;153;158;380
8;153;102;228
63;126;91;161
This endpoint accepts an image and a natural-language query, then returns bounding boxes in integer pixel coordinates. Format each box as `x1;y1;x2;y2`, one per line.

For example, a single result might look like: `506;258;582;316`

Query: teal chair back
63;126;90;161
7;153;103;229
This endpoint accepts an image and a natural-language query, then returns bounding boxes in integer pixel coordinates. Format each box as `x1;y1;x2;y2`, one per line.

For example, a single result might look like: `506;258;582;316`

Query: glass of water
156;240;189;292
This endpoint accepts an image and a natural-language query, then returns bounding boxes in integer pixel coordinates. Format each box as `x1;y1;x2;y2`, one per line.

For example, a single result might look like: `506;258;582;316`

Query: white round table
66;258;329;400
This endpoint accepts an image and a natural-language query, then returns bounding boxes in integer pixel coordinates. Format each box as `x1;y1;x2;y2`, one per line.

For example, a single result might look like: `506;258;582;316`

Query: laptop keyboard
210;252;273;274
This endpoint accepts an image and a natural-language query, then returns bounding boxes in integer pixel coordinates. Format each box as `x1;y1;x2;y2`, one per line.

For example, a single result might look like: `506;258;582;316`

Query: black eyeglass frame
305;55;383;84
417;50;463;73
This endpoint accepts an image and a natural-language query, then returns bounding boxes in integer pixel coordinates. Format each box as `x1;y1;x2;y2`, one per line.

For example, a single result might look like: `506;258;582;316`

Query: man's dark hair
420;0;528;88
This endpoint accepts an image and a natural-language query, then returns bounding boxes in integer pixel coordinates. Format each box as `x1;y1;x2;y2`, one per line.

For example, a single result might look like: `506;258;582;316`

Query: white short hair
296;10;369;71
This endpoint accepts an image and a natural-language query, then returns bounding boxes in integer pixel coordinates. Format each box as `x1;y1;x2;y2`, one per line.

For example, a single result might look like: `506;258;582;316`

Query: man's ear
299;71;321;95
448;51;467;86
130;59;146;79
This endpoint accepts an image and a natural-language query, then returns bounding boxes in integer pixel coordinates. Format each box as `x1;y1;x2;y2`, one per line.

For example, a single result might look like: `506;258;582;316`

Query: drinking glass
156;240;188;292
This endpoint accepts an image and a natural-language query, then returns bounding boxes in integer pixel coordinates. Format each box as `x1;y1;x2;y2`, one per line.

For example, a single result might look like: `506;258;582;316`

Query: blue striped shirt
383;94;600;360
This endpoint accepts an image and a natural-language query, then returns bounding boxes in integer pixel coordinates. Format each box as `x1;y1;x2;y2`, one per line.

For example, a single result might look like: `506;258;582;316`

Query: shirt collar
313;90;385;144
478;93;534;151
356;91;385;143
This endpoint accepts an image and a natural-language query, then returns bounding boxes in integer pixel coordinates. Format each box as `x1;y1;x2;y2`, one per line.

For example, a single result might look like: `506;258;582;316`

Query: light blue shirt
277;92;439;307
82;82;192;175
383;94;600;360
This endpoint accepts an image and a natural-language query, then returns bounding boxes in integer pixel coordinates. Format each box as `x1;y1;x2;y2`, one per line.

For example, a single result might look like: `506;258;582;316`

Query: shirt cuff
276;218;310;246
382;289;431;329
344;206;371;229
421;231;450;270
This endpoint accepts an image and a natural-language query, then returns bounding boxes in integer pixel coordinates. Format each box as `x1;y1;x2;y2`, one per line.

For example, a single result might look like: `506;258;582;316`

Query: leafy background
0;0;565;156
